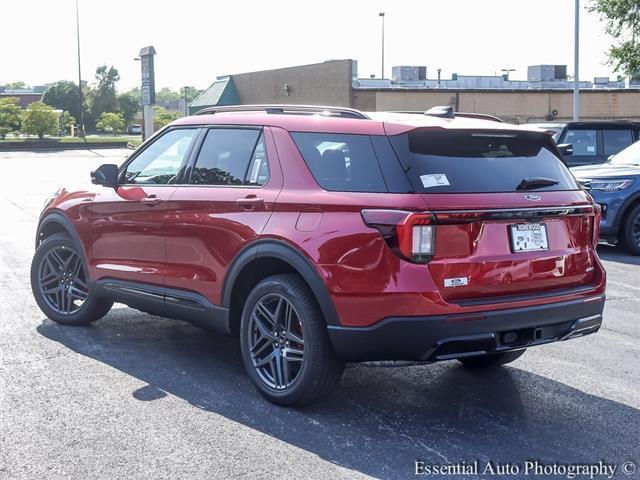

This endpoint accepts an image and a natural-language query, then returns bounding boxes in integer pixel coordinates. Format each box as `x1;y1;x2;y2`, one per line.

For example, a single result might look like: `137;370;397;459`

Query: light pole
379;12;385;79
501;68;516;80
573;0;580;121
75;0;85;138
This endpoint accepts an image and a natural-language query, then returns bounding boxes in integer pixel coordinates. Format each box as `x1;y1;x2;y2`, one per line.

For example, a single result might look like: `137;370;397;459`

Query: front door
87;127;199;287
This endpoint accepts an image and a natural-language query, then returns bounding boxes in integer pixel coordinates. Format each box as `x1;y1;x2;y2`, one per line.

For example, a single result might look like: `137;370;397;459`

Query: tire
457;349;526;368
31;233;113;326
620;203;640;255
239;274;344;406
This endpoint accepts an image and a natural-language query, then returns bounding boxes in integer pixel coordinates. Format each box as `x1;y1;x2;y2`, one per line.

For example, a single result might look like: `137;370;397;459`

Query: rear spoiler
391;109;504;123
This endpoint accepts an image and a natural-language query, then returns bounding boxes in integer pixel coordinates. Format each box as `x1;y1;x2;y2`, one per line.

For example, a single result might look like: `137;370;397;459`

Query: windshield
388;130;578;193
609;140;640;166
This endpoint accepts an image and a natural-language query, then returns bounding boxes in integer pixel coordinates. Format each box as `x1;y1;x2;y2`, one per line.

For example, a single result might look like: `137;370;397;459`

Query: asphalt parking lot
1;149;639;479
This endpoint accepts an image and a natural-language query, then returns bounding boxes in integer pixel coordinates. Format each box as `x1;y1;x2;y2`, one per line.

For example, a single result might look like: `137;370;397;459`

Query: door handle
236;195;264;209
141;195;159;206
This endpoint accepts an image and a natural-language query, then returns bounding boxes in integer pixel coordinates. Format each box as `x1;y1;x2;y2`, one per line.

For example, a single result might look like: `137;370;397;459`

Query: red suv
31;105;606;406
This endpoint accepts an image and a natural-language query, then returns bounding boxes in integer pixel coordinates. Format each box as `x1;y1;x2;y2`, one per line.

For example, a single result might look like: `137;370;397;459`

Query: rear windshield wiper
516;177;559;191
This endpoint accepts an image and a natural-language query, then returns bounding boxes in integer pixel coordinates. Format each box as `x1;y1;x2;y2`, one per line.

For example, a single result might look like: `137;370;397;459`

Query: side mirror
91;164;119;188
558;143;573;156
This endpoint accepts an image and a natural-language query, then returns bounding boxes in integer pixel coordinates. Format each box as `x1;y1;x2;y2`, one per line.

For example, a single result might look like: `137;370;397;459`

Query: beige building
191;59;640;124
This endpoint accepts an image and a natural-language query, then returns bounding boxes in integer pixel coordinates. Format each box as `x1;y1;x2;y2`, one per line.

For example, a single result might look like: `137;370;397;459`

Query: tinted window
122;128;196;184
565;129;597;156
291;133;388;192
389;130;578;193
602;129;634;156
191;128;261;185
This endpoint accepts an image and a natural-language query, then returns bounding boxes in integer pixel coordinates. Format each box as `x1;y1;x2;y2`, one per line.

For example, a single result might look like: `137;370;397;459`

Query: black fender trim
221;239;341;326
36;211;91;281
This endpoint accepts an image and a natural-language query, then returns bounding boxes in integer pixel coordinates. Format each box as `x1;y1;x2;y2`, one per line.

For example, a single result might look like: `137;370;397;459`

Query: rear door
165;126;283;307
388;129;599;304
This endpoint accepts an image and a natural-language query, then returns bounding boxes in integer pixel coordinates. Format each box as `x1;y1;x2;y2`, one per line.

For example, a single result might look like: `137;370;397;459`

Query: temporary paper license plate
510;223;549;252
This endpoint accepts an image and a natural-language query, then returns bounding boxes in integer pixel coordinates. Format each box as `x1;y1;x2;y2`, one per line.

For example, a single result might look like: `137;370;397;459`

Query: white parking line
608;280;640;291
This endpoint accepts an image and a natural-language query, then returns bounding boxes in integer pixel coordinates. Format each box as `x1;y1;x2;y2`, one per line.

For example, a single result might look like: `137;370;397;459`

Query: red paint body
43;112;606;329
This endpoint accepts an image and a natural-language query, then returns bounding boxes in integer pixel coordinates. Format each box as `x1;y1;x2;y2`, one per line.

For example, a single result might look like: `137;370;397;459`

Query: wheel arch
36;211;91;279
613;190;640;229
222;239;340;336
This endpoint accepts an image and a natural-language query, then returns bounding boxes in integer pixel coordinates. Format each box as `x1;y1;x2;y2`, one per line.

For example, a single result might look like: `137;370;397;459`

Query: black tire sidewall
622;204;640;255
31;233;111;325
239;274;337;405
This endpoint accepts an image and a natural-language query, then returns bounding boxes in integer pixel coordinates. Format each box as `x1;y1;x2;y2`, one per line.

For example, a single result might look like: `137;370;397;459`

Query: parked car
31;105;606;406
572;140;640;254
128;124;142;135
528;121;640;166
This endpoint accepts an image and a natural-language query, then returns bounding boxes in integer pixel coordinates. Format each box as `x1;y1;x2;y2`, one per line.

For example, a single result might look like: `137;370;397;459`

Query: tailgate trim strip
434;205;595;224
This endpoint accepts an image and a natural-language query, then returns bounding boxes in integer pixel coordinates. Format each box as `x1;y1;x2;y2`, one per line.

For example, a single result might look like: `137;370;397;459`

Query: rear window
389;130;578;193
291;133;388;192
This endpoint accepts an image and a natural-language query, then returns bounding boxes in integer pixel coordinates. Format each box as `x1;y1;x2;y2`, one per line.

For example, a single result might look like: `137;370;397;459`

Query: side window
190;128;262;186
291;132;388;193
564;129;597;156
122;129;196;184
602;129;634;156
244;133;269;186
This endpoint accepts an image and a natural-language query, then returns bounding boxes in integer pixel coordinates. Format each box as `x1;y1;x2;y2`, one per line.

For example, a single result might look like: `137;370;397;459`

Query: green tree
590;0;640;76
96;112;125;134
62;111;76;135
0;97;21;139
87;65;120;126
21;102;58;139
156;87;180;102
3;81;27;90
153;106;180;128
117;92;140;126
42;80;82;121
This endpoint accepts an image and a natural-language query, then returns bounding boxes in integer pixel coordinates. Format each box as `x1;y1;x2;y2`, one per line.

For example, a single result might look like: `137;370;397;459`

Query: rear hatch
388;128;599;304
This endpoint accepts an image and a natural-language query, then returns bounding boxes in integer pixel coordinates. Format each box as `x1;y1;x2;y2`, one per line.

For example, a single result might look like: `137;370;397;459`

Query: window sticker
420;173;450;189
587;146;595;153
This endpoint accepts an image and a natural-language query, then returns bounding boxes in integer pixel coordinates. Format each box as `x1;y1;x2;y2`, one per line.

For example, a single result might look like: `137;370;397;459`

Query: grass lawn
1;135;142;148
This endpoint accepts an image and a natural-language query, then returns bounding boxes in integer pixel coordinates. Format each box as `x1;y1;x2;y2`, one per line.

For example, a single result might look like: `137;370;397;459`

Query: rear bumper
327;295;605;362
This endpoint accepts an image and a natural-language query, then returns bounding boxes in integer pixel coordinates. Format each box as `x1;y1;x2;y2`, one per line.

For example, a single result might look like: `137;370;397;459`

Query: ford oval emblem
524;194;541;201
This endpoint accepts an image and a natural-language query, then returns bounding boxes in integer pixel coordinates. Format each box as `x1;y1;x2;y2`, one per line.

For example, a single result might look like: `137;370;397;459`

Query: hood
571;163;640;179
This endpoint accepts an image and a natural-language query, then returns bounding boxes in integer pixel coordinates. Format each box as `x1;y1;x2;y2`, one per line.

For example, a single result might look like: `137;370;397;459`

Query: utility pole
75;0;85;138
379;12;385;79
573;0;580;121
138;46;156;141
183;87;188;116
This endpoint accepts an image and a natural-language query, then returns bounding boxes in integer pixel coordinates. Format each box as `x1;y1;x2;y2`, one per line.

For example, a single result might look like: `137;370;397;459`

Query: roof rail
424;105;455;119
194;104;370;119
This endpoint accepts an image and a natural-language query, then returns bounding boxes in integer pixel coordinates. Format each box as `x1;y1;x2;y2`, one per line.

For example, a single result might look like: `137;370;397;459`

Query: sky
0;0;618;92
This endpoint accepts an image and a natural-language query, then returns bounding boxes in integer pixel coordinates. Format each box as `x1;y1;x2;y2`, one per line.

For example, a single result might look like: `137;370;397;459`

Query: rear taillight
592;204;601;249
361;209;435;263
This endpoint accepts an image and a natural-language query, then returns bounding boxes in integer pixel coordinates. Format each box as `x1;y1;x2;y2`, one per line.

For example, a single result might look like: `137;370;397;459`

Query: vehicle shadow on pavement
597;244;640;265
37;311;640;479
